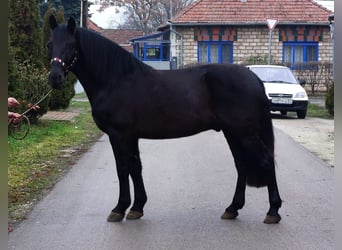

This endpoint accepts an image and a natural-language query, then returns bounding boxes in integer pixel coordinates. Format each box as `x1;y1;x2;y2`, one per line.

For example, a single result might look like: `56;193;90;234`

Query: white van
247;65;308;119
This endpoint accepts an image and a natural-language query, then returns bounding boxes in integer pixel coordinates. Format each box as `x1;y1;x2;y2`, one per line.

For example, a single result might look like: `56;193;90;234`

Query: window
131;30;171;62
198;42;233;64
137;44;170;61
283;42;318;69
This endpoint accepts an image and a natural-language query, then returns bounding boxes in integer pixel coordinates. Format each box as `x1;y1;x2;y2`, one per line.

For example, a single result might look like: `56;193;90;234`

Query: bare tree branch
98;0;194;34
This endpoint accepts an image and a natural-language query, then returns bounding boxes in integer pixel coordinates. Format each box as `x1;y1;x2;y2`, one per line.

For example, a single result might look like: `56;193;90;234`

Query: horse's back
132;64;267;137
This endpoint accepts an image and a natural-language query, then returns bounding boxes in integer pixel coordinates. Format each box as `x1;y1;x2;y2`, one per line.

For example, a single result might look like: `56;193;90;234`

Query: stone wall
175;25;332;65
174;25;333;92
175;27;198;65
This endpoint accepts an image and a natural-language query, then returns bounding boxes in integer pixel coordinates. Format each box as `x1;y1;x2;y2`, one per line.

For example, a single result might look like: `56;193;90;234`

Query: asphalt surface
8;129;334;250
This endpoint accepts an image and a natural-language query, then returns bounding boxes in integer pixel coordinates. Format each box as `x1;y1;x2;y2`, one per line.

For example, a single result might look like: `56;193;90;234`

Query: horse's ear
67;17;76;34
49;15;58;30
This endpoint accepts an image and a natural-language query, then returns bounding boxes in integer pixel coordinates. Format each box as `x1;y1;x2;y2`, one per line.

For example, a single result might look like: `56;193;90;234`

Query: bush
244;55;269;65
8;60;51;124
325;83;334;116
48;73;77;110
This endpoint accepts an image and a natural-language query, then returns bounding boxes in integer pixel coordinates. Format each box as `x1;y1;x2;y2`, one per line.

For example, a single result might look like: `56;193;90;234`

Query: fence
290;61;333;95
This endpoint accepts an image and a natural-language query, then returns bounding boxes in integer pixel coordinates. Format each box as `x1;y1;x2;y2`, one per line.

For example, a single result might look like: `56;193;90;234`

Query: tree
98;0;194;34
42;3;54;67
9;0;43;66
9;0;50;123
8;36;20;98
39;0;92;26
325;83;334;116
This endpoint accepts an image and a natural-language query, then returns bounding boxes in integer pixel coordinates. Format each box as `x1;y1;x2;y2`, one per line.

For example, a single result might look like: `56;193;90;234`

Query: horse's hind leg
221;131;247;220
107;135;147;222
222;130;282;223
264;167;282;224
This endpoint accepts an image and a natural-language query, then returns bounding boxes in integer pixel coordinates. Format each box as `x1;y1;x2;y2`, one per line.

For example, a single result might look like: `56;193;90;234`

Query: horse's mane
75;27;154;84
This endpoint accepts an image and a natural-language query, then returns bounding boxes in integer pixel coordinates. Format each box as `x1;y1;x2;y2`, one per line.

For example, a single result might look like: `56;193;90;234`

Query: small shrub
325;83;334;116
244;55;269;65
9;60;50;124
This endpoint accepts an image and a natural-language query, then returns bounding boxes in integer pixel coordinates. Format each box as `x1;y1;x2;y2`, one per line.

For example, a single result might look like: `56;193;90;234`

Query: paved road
8;129;333;250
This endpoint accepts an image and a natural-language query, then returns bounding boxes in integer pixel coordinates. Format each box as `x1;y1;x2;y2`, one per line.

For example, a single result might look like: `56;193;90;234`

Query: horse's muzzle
48;71;65;89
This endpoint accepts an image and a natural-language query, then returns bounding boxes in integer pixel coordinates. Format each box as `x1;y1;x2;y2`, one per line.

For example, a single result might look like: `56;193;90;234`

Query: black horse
48;16;282;224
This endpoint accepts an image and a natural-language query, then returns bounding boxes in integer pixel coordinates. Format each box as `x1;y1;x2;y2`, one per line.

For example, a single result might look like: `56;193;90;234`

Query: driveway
272;113;334;166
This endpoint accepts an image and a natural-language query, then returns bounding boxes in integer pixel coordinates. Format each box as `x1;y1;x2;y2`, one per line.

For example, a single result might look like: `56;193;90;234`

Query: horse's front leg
107;134;147;222
125;138;147;220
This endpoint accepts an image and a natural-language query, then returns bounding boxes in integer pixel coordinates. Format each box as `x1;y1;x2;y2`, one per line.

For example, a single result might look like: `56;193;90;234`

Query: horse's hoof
107;211;125;222
126;210;143;220
263;214;281;224
220;211;238;220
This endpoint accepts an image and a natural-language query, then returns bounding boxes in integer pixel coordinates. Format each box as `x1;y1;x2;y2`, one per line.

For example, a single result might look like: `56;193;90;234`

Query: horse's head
48;15;78;89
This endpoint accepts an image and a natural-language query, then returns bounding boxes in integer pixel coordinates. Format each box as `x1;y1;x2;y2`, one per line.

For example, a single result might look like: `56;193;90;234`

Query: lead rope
8;89;53;140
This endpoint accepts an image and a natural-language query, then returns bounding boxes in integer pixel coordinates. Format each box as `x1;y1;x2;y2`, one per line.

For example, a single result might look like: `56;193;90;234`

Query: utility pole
80;0;88;28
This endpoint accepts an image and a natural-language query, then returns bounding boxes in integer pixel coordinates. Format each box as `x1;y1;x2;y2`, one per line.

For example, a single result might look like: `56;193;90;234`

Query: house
87;19;143;53
87;18;103;33
149;0;333;91
168;0;333;68
130;30;173;69
100;29;144;53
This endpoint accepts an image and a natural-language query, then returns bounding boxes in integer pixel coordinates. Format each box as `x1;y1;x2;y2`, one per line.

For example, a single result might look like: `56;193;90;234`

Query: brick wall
175;25;332;65
234;27;276;63
175;27;198;65
174;25;333;91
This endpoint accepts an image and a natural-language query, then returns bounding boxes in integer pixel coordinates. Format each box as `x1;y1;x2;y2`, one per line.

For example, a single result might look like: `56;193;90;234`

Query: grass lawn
307;103;333;119
8;98;103;226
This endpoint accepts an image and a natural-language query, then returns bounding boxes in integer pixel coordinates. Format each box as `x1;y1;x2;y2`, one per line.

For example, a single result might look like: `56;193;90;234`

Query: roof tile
87;19;143;53
171;0;333;25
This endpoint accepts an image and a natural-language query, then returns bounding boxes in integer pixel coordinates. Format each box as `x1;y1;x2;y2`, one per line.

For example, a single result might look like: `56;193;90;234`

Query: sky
89;3;126;28
315;0;334;11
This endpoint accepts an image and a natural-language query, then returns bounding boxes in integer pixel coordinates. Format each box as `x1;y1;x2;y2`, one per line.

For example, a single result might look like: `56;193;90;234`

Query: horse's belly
138;126;214;139
136;112;218;139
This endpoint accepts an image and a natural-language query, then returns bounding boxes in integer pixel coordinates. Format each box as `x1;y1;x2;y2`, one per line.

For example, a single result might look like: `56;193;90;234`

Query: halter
50;50;78;73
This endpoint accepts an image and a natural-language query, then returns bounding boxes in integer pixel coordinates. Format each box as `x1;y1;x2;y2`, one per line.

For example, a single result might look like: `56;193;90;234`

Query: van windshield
249;67;298;84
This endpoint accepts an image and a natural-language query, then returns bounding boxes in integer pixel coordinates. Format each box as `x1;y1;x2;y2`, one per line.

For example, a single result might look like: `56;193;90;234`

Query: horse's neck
72;66;98;104
71;35;107;103
72;29;153;103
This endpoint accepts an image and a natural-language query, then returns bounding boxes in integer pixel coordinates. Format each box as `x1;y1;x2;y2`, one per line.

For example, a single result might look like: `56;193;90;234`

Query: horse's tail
245;78;275;187
202;66;276;187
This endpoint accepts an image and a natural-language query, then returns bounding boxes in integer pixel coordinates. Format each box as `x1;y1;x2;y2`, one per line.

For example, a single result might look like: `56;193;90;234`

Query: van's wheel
297;110;307;119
